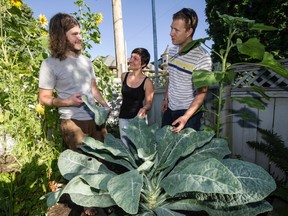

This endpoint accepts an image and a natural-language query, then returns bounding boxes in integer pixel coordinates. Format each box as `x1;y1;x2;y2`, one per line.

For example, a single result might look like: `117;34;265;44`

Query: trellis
233;59;288;88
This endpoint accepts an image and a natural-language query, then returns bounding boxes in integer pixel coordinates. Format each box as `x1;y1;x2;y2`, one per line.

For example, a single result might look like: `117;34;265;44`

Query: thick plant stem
216;81;223;138
215;26;236;138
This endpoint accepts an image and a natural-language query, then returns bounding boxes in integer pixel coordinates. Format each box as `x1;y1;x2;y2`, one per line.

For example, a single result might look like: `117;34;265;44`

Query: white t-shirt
39;55;97;120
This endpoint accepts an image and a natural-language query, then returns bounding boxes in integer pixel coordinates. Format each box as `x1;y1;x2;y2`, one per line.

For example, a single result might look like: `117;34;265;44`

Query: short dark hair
131;48;150;69
48;13;80;60
173;8;198;38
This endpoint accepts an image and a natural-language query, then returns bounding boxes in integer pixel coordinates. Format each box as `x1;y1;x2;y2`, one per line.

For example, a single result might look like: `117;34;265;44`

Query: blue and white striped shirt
167;45;212;110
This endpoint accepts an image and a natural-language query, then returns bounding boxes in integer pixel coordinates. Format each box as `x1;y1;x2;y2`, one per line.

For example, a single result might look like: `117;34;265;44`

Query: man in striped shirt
161;8;212;132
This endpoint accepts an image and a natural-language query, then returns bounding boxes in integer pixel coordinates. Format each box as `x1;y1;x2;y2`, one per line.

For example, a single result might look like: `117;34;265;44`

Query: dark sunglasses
181;8;192;27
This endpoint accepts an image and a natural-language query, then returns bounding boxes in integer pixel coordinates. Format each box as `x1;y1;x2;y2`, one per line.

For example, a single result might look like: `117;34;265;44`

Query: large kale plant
45;116;276;216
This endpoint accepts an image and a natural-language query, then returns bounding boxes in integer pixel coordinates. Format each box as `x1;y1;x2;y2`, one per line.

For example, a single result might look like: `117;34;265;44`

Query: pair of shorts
60;119;107;152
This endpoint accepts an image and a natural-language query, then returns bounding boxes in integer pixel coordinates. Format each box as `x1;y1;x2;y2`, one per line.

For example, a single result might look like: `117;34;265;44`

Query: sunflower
36;104;45;116
11;0;22;8
95;13;103;25
41;30;48;36
38;14;48;28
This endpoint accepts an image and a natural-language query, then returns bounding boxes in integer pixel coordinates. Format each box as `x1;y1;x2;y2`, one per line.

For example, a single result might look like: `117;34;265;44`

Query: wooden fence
229;89;288;179
227;59;288;180
147;88;165;128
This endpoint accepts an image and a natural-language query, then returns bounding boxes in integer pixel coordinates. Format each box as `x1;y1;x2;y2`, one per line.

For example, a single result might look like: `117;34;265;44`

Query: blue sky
25;0;212;60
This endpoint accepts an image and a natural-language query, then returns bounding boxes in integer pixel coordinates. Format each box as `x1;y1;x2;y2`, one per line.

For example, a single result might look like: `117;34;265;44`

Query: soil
47;203;80;216
46;198;109;216
47;195;110;216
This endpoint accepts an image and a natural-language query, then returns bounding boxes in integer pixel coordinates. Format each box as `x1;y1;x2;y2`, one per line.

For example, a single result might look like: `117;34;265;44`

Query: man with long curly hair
38;13;109;216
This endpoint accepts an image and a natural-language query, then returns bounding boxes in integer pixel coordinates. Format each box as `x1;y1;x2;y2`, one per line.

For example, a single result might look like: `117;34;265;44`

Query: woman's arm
137;78;154;117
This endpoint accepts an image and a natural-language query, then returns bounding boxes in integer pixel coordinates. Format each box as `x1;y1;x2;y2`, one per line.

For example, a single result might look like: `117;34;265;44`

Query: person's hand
171;116;187;133
161;99;168;112
68;93;83;106
105;106;112;113
137;108;147;118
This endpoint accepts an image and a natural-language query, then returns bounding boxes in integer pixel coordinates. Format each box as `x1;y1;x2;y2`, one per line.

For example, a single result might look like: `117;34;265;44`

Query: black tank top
119;73;147;119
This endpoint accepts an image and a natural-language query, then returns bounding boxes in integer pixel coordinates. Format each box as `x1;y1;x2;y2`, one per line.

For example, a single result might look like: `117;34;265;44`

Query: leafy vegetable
82;94;109;125
46;117;276;215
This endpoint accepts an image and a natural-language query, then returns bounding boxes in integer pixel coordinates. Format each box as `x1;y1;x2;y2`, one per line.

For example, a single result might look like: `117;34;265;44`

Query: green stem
216;26;237;137
0;0;4;38
216;82;223;137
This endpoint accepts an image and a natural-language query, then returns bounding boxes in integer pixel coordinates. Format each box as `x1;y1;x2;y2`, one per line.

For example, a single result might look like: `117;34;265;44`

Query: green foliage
72;0;101;57
0;148;60;215
46;117;276;215
0;1;58;213
82;94;110;125
177;38;202;55
0;0;54;154
205;0;288;62
247;128;288;202
0;0;112;215
247;128;288;180
185;13;288;137
93;56;120;103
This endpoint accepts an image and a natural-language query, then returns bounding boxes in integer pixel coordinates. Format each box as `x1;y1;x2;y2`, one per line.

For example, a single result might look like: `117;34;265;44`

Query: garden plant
0;1;59;215
0;0;116;215
1;0;286;214
184;13;288;137
247;128;288;204
45;113;276;215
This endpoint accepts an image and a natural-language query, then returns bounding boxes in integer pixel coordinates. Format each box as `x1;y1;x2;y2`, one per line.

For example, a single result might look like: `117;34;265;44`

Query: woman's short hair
132;48;150;68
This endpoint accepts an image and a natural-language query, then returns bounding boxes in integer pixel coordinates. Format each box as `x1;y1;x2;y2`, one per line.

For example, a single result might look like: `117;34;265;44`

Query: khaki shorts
60;119;107;152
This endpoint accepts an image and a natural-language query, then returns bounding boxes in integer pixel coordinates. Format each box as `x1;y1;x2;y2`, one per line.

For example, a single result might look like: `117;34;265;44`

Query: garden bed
1;154;287;216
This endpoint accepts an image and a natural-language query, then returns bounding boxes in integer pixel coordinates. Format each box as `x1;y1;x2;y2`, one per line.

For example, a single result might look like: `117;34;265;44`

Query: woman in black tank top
118;48;154;147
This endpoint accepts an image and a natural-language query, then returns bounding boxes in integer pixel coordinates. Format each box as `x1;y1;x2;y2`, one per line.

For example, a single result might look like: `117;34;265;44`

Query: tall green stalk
215;26;237;137
191;13;286;139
